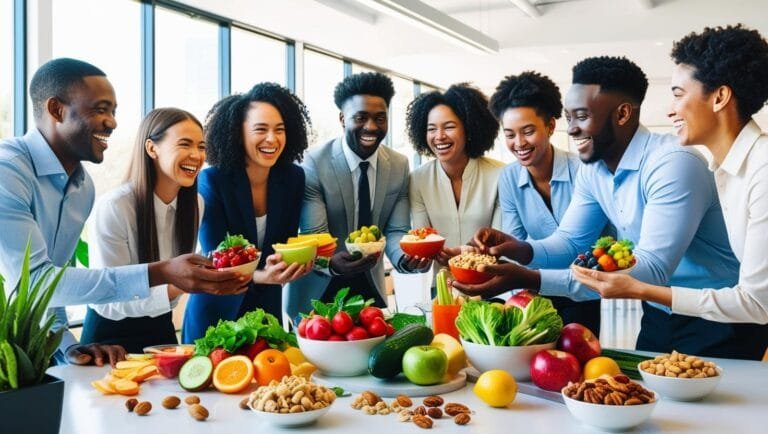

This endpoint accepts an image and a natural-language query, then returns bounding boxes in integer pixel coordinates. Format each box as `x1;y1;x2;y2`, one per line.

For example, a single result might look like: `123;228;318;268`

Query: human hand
436;246;462;266
571;265;641;299
151;253;249;295
400;254;432;273
329;251;377;275
66;343;127;367
470;228;532;263
252;253;314;285
450;262;540;298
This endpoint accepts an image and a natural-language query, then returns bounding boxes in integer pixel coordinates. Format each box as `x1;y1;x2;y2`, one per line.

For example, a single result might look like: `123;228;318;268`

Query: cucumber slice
178;356;214;392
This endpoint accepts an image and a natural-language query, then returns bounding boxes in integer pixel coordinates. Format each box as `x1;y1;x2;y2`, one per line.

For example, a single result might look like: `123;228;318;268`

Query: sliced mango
115;360;154;370
112;379;140;396
91;380;117;395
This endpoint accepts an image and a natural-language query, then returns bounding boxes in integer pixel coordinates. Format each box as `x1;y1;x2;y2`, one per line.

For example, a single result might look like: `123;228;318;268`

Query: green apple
402;345;448;386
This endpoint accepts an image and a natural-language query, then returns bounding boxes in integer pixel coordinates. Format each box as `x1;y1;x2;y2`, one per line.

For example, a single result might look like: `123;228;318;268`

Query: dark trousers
637;302;768;360
320;273;386;308
80;308;177;354
548;296;602;337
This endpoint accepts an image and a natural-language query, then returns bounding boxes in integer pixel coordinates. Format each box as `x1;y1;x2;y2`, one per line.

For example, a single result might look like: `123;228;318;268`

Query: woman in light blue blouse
489;71;602;335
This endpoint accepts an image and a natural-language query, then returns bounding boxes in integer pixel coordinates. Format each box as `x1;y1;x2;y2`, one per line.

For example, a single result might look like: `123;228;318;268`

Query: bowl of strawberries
572;236;636;274
211;233;260;276
400;227;445;259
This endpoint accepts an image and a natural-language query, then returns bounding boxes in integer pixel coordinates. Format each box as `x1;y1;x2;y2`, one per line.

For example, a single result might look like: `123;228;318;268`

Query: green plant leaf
1;340;18;389
75;238;89;267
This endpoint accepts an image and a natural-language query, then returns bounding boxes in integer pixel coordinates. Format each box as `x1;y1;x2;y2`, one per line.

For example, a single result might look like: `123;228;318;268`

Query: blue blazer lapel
232;170;260;249
331;139;355;232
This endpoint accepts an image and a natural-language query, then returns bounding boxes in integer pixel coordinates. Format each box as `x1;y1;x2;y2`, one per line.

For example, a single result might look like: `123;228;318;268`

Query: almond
361;390;381;406
134;401;152;416
239;397;250;410
162;396;181;409
188;404;209;421
184;395;200;405
125;398;139;412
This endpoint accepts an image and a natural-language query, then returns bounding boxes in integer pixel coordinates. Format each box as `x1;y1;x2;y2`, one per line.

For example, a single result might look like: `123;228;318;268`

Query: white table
49;355;766;434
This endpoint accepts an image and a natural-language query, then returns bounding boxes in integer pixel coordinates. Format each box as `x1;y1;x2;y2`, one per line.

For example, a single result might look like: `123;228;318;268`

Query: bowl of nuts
638;351;722;401
562;374;658;431
449;252;497;284
248;375;336;427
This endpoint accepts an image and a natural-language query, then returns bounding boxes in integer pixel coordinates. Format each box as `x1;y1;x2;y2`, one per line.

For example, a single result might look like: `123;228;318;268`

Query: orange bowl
400;237;445;259
449;264;493;284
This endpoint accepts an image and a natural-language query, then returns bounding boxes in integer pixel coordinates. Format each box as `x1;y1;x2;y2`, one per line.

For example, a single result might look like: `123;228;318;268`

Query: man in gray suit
285;72;430;320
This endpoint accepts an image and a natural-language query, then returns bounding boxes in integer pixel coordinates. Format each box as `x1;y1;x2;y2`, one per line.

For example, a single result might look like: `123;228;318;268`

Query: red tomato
305;316;332;340
230;254;246;266
238;338;268;360
297;317;309;337
367;317;387;337
328;334;346;341
385;322;395;336
359;306;384;328
346;326;370;341
332;311;354;335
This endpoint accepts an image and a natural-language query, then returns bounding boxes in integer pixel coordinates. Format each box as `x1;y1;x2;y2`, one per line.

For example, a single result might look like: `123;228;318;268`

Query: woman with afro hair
574;25;768;336
489;71;602;335
406;83;504;269
182;83;313;342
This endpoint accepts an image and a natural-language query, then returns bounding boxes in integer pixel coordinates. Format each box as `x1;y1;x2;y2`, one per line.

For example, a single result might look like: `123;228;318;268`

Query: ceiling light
508;0;541;18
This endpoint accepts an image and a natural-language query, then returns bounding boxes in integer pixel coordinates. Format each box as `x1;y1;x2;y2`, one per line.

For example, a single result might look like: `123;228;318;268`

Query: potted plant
0;239;67;434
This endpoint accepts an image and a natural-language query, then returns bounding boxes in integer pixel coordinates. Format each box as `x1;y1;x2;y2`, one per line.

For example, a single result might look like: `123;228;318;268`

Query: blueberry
587;257;598;268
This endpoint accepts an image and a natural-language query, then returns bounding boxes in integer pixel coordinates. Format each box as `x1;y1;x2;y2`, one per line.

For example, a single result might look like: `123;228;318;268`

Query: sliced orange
212;355;254;393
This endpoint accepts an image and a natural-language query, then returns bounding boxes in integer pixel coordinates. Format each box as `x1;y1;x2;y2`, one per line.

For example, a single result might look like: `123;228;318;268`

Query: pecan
414;405;427;416
427;407;443;419
134;401;152;416
603;391;625;406
624;398;644;406
395;394;413;408
454;413;471;425
444;403;470;416
423;395;444;407
583;389;601;404
413;414;433;429
125;398;139;412
362;390;381;406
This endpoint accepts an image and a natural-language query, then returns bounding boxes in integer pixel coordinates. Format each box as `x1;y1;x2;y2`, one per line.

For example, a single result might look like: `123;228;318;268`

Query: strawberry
209;347;232;368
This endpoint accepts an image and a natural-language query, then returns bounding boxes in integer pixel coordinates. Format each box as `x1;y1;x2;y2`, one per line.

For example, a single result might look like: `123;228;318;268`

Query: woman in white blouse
406;83;504;268
81;108;207;352
573;25;768;358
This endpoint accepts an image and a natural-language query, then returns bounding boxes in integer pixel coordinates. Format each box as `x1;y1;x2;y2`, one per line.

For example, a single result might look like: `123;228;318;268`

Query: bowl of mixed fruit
572;236;636;274
400;227;445;259
345;225;386;258
211;233;260;276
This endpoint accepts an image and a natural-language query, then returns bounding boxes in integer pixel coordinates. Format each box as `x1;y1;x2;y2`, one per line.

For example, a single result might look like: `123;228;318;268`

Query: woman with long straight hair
80;107;206;353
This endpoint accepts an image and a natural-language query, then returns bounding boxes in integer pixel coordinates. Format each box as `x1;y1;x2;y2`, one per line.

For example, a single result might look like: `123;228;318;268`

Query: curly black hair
29;57;106;120
405;83;498;158
488;71;562;122
671;24;768;121
572;56;648;105
204;82;311;173
333;72;395;109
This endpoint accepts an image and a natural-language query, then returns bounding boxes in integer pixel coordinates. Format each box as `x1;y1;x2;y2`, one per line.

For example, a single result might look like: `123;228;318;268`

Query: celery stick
436;269;452;305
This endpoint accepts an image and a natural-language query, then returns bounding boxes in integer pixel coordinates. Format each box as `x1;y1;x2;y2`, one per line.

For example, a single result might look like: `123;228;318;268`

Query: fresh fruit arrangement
298;288;392;341
272;237;319;266
286;233;336;268
572;236;635;272
347;225;382;243
400;227;445;259
211;233;259;269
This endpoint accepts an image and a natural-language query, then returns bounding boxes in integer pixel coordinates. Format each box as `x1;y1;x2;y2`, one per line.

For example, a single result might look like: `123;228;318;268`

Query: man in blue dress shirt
454;57;750;358
0;58;246;365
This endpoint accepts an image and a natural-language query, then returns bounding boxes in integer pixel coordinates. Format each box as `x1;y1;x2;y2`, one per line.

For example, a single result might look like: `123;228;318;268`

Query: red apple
530;349;582;392
556;323;601;364
505;290;536;309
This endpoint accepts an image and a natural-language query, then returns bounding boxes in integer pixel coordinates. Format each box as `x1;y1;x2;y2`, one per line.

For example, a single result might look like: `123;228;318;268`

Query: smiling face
668;63;716;147
55;75;117;168
563;84;620;164
340;94;388;159
242;102;286;170
426;104;468;165
501;106;554;169
147;119;205;192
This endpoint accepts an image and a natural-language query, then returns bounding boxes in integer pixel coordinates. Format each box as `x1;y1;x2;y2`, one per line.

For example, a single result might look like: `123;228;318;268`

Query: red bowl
154;353;193;378
449;264;493;284
400;238;445;259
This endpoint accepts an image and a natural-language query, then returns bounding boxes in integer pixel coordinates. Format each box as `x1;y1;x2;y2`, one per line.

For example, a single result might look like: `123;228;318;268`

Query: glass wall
231;28;286;94
388;75;415;167
155;7;220;125
303;49;344;147
0;0;11;139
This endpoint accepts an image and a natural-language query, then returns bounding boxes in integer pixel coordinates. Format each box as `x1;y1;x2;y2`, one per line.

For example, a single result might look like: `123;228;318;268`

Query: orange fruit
473;370;517;407
583;356;622;380
253;349;291;386
212;355;254;393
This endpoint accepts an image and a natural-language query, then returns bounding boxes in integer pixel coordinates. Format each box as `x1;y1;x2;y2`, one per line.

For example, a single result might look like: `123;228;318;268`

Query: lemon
583;356;622;380
283;346;306;365
473;370;517;407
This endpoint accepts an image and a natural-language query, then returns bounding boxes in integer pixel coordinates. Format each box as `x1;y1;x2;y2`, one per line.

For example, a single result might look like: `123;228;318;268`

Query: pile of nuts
248;375;336;413
639;350;719;378
124;394;208;421
448;252;497;270
351;391;471;428
563;375;656;406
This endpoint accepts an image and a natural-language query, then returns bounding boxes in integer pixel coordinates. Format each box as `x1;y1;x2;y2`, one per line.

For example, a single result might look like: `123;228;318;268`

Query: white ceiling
178;0;768;127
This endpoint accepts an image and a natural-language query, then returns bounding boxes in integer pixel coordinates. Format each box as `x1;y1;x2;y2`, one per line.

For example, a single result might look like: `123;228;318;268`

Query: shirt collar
25;128;86;186
615;126;651;172
342;136;379;173
718;119;762;176
516;146;570;187
153;193;177;214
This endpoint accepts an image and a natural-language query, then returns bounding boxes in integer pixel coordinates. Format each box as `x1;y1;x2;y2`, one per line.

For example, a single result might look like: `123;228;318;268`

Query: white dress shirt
87;183;203;320
672;120;768;323
342;137;378;228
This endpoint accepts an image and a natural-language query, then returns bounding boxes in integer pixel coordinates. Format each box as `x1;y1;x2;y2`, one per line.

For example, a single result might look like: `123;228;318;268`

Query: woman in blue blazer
182;83;313;342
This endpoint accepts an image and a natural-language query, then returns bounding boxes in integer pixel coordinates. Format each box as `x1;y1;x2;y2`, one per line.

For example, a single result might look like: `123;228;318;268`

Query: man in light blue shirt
454;57;741;356
0;58;245;365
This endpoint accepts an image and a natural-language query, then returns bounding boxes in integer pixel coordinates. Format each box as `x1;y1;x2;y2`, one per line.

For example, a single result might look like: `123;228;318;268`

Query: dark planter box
0;374;64;434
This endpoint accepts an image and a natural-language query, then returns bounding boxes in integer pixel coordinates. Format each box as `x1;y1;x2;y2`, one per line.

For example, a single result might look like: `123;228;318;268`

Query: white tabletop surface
49;355;767;434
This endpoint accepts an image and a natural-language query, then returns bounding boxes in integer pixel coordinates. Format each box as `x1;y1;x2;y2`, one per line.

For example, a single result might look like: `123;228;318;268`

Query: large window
303;49;344;147
388;75;415;167
0;0;11;138
155;7;219;124
231;28;286;94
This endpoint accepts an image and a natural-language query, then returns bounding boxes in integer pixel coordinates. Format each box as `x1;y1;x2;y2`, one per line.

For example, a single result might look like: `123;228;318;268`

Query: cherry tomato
305;316;332;340
328;334;346;341
332;311;354;335
346;326;370;341
297;317;309;337
366;317;387;337
359;306;384;328
385;322;395;336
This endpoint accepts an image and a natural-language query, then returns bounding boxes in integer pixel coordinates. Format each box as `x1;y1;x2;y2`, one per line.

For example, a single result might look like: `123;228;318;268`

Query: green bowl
273;244;317;265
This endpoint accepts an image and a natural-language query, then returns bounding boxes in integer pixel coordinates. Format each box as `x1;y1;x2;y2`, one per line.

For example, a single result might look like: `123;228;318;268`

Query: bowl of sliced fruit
211;233;260;276
400;227;445;259
345;225;386;258
273;238;318;265
572;236;636;274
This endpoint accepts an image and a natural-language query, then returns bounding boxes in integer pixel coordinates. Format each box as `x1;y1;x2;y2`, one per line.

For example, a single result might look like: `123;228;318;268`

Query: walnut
188;404;209;421
427;407;443;419
134;401;152;416
412;414;434;429
395;394;413;408
444;403;470;416
161;396;181;409
125;398;139;412
184;395;200;405
454;413;471;425
423;395;444;407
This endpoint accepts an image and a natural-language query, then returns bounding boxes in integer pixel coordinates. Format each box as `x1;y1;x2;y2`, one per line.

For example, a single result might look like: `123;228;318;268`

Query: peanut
640;351;719;378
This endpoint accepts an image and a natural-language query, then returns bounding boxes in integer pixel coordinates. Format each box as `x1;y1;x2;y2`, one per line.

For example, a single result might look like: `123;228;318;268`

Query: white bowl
562;389;658;431
638;364;722;401
218;253;260;276
345;236;386;258
460;338;555;381
250;404;332;427
297;334;386;377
